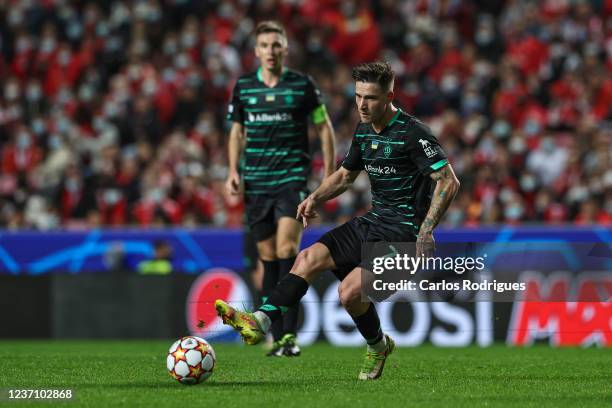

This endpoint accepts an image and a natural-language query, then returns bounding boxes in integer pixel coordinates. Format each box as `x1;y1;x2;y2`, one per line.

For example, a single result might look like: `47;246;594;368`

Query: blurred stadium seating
0;0;609;230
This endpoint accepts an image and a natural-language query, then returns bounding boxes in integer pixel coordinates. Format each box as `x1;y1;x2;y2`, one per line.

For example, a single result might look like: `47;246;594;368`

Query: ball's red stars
169;369;180;380
196;342;208;355
188;364;203;378
173;346;187;363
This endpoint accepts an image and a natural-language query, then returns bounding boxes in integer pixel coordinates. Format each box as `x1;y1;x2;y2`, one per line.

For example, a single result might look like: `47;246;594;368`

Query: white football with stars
167;336;216;385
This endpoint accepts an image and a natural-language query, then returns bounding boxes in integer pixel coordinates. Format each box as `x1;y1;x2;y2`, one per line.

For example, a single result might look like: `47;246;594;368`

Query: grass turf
0;341;610;407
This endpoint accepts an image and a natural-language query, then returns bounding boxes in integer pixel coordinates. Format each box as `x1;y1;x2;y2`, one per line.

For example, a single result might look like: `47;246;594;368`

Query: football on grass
167;336;216;385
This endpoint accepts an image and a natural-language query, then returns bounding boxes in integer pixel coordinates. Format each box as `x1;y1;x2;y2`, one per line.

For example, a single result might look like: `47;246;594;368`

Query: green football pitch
0;341;610;407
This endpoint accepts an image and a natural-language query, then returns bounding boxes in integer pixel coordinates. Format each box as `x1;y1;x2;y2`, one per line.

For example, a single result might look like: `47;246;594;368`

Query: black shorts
318;217;417;281
245;185;309;242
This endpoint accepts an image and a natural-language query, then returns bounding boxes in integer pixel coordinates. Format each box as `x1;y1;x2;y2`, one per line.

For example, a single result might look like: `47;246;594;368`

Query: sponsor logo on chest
365;164;397;174
247;112;293;123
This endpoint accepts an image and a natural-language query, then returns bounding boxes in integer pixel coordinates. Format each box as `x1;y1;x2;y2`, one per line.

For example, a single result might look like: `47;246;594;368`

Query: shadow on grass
75;380;288;389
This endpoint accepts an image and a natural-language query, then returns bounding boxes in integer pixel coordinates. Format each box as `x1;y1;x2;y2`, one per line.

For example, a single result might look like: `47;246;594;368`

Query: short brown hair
255;20;287;38
352;61;395;91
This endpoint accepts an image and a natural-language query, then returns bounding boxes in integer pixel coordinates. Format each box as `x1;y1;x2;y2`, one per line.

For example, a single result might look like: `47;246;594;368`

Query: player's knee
276;242;299;259
338;282;360;310
293;249;310;270
292;248;317;276
256;240;277;261
258;252;276;262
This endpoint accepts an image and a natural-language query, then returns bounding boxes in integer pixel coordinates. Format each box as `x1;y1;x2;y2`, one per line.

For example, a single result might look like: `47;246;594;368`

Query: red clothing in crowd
133;198;182;226
1;145;43;174
507;36;549;75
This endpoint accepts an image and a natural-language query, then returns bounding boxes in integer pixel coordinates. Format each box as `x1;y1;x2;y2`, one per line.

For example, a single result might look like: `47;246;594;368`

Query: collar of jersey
370;108;402;135
256;66;288;85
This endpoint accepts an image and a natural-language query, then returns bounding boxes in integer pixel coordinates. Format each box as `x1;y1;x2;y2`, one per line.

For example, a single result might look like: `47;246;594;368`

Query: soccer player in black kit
217;61;460;379
225;21;336;357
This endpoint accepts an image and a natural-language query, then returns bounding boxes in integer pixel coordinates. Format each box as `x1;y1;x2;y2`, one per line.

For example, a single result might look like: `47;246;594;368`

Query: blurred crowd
0;0;610;230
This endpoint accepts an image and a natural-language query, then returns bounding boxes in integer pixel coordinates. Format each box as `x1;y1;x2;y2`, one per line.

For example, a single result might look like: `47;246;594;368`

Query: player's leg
215;242;335;345
244;195;284;350
257;235;278;309
255;241;333;323
338;268;379;341
275;216;303;356
243;230;263;292
275;216;302;258
256;235;285;355
338;268;395;380
215;218;361;344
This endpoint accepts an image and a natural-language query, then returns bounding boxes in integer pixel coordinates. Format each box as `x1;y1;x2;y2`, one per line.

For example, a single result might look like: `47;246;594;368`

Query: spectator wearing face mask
0;1;608;229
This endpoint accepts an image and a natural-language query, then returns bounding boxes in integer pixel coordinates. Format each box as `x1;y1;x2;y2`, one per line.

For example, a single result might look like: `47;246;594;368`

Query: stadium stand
0;0;609;229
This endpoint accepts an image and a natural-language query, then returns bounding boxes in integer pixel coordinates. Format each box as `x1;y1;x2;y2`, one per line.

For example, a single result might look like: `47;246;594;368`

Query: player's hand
296;195;318;228
225;171;241;195
416;230;435;259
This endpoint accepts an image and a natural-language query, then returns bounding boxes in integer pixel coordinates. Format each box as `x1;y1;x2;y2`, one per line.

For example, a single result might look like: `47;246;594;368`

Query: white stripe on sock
367;334;387;353
254;311;271;332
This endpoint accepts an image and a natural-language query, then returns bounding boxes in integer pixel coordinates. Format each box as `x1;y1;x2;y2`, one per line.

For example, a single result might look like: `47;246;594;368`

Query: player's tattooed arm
416;164;459;255
420;164;460;233
225;122;246;195
314;119;336;178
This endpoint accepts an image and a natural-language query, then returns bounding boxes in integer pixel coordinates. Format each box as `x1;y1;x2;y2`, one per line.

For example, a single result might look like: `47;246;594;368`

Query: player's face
255;32;287;72
355;81;392;124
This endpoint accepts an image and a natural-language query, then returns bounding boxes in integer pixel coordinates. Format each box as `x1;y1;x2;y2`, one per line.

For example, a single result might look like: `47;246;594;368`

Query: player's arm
417;164;460;253
225;121;246;195
311;105;336;178
297;166;360;227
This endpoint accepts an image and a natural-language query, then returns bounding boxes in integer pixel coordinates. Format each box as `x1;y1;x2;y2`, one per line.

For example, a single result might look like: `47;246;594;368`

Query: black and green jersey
227;67;326;194
342;109;448;236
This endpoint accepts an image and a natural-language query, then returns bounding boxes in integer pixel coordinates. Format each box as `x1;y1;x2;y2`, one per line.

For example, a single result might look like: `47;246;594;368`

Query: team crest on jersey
265;94;275;102
285;95;294;104
371;140;379;150
360;143;366;151
383;144;392;158
248;97;257;104
418;139;437;158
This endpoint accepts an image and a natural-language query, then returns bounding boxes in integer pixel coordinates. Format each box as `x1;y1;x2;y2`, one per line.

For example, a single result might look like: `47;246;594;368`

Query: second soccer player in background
225;21;336;357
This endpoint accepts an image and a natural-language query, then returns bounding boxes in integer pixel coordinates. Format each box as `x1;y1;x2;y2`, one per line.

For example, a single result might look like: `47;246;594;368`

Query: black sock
352;303;383;345
259;273;308;323
278;257;298;335
261;260;282;341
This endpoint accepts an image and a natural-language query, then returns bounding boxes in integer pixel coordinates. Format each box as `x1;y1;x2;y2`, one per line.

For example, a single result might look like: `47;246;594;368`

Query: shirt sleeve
341;127;363;171
226;82;244;124
407;121;448;175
